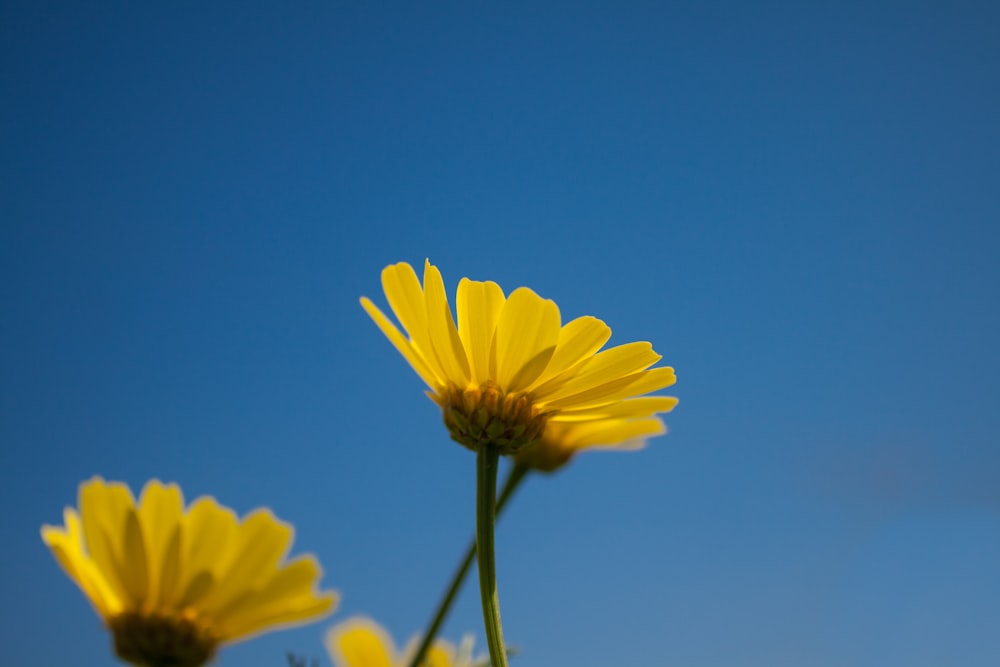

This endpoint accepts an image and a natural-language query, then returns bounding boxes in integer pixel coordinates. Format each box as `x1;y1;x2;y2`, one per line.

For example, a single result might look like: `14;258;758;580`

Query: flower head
326;616;481;667
361;260;677;467
42;477;338;667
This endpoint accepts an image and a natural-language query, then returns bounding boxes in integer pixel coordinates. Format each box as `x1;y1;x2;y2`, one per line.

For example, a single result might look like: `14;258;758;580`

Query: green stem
476;446;509;667
407;465;528;667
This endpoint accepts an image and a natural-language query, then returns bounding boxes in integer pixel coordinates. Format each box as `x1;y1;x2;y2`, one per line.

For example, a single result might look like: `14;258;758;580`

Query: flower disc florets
437;381;549;455
110;612;216;667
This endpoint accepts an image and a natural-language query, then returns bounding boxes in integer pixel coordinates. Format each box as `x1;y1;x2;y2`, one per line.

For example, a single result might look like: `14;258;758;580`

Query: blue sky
2;2;999;666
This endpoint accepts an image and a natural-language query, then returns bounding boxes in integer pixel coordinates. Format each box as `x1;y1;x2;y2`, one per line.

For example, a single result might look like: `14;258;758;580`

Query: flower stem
407;464;528;667
476;446;509;667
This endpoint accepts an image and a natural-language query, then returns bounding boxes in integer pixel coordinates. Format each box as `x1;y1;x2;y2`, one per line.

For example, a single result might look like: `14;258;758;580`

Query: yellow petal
79;477;137;608
119;507;149;607
537;342;660;403
65;508;125;614
216;555;320;617
381;262;427;339
326;617;397;667
361;297;442;389
41;516;118;618
216;556;336;640
179;496;239;605
494;287;561;391
422;260;471;386
423;642;456;667
556;396;679;420
527;315;611;392
456;278;505;385
399;636;458;667
137;480;183;609
178;570;215;608
545;366;677;411
226;594;336;644
157;525;183;610
565;366;676;409
200;509;293;614
557;417;666;448
381;262;444;380
518;416;667;470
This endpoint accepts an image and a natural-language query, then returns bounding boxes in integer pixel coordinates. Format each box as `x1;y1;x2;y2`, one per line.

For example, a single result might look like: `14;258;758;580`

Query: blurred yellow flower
41;477;338;667
326;616;480;667
361;260;677;467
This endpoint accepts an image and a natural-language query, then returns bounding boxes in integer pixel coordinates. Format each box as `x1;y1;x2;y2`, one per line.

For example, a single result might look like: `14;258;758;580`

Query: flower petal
361;297;442;389
137;480;183;609
538;342;662;406
79;477;138;608
557;416;666;448
423;260;471;386
544;366;677;411
178;496;239;606
326;617;396;667
528;315;612;392
555;396;679;420
228;595;336;645
401;636;457;667
216;556;337;641
381;262;444;380
200;509;293;615
456;278;505;385
119;507;149;608
494;287;560;392
41;509;121;617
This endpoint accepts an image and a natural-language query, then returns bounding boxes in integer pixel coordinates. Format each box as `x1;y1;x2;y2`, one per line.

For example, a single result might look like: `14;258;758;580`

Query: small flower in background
41;477;338;667
361;260;677;464
512;415;670;472
326;616;482;667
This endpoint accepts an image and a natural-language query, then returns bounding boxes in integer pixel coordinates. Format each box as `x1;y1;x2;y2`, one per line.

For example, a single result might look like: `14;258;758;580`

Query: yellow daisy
361;260;678;466
41;477;338;667
326;616;481;667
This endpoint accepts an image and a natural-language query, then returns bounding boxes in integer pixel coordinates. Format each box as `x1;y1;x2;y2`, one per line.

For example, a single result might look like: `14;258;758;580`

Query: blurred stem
407;464;528;667
476;446;509;667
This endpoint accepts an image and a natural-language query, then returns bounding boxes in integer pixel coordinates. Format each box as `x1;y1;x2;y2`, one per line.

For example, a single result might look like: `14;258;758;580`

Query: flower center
438;381;549;455
109;611;217;667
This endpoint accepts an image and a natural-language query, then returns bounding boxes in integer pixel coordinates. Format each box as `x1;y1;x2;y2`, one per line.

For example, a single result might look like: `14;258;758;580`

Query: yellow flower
326;616;480;667
41;477;338;667
361;260;678;468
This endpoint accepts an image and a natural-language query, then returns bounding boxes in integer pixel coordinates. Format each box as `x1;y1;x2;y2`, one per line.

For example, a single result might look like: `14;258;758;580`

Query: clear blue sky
3;2;999;666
